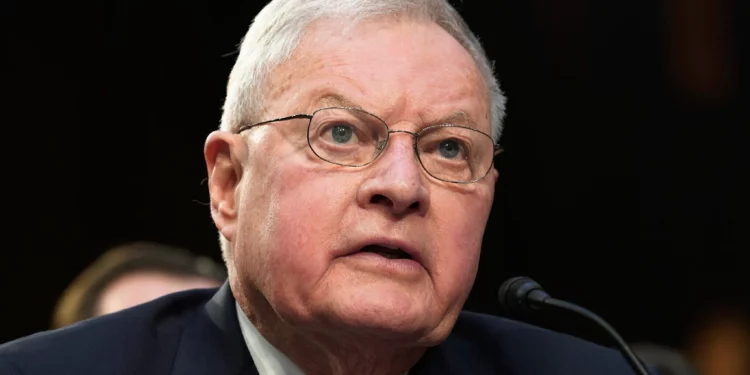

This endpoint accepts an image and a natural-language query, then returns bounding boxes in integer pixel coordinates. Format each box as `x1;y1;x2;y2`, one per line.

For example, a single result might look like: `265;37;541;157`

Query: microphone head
498;276;547;316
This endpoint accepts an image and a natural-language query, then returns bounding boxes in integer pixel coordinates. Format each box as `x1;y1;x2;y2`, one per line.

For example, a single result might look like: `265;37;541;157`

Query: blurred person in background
51;241;226;328
687;306;750;375
631;305;750;375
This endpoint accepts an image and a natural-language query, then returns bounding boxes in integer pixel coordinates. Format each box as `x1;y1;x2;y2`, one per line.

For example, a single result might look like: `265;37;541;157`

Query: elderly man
0;0;636;374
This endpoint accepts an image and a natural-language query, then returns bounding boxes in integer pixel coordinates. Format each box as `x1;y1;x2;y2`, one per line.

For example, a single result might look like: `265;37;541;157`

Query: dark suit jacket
0;283;642;374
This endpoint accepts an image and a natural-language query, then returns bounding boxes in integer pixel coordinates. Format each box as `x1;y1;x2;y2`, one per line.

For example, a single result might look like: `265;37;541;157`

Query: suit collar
170;282;258;375
410;333;484;375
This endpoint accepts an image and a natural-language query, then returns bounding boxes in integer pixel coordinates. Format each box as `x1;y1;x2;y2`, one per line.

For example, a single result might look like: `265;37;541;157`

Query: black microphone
498;276;651;375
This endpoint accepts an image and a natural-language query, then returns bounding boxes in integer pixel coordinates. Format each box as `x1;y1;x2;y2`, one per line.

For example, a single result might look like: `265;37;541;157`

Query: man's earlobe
204;131;244;241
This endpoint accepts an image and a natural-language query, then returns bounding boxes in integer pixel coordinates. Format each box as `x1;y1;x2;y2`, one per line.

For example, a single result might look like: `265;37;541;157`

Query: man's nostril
370;194;390;205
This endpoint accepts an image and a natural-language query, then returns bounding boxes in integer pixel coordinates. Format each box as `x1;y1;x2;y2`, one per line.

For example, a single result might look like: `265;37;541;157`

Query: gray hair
217;0;506;260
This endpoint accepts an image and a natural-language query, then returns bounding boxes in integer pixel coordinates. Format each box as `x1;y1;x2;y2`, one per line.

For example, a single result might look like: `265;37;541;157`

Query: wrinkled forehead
265;16;491;132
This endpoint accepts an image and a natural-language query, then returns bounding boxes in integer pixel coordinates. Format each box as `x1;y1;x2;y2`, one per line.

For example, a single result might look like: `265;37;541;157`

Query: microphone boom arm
542;297;651;375
499;277;652;375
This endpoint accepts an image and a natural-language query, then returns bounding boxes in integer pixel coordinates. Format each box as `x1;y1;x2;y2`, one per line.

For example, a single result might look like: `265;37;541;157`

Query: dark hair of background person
51;242;227;329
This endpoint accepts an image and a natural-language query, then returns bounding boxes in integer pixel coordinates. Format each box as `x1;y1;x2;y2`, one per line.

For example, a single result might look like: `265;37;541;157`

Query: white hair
217;0;507;260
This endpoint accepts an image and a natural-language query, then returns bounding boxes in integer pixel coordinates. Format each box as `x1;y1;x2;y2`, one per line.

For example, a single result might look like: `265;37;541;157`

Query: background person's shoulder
0;287;217;375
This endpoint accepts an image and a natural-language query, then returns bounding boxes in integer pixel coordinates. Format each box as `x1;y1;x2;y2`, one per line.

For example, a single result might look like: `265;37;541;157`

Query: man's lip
339;238;423;266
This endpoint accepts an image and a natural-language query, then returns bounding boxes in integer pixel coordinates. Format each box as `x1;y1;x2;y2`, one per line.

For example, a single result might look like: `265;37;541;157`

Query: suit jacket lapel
170;282;258;375
410;341;480;375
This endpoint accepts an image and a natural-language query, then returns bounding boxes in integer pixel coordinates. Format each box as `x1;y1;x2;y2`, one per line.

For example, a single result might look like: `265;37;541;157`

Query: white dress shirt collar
236;302;306;375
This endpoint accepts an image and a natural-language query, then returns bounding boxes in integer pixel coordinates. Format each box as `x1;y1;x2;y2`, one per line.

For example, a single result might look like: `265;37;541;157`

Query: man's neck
233;282;424;375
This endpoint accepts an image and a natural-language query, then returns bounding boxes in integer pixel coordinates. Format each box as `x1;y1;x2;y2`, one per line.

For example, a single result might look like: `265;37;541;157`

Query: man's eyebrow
435;110;478;128
317;93;363;110
315;95;479;128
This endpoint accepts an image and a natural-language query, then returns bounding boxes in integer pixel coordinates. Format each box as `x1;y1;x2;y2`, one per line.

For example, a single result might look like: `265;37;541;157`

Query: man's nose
356;134;430;217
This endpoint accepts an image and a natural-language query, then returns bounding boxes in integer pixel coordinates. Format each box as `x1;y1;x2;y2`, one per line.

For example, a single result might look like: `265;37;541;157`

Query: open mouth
359;245;413;260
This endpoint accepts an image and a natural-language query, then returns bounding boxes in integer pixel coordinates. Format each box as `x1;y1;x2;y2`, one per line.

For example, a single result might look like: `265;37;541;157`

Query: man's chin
307;289;442;341
322;311;431;341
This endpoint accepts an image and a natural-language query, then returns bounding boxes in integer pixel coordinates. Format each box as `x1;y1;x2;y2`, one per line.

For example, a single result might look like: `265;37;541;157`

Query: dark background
4;0;747;353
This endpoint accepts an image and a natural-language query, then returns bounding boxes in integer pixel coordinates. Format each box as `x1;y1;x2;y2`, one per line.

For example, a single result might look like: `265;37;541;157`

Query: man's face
209;18;497;344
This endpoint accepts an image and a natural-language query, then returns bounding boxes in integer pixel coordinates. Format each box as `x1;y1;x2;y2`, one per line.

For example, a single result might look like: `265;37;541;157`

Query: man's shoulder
0;287;219;375
422;311;635;374
452;310;621;355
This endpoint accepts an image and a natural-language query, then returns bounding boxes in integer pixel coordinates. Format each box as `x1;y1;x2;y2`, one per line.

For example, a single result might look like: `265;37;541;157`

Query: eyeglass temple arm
236;114;313;134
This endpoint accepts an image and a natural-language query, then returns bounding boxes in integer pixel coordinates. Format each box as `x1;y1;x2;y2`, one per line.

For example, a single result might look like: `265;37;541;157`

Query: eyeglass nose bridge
377;129;419;152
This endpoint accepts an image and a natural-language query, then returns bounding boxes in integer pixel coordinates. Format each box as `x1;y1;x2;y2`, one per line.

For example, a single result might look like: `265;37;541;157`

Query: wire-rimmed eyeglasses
236;107;503;184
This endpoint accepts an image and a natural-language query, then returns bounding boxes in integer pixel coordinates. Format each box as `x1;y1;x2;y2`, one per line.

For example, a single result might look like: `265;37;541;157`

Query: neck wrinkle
231;279;424;375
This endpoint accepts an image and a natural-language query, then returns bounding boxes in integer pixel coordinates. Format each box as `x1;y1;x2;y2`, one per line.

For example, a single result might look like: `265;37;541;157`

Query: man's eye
330;124;354;144
438;139;461;159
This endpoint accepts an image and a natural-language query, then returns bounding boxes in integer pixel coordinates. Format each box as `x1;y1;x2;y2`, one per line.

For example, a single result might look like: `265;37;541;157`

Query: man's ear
204;130;246;243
